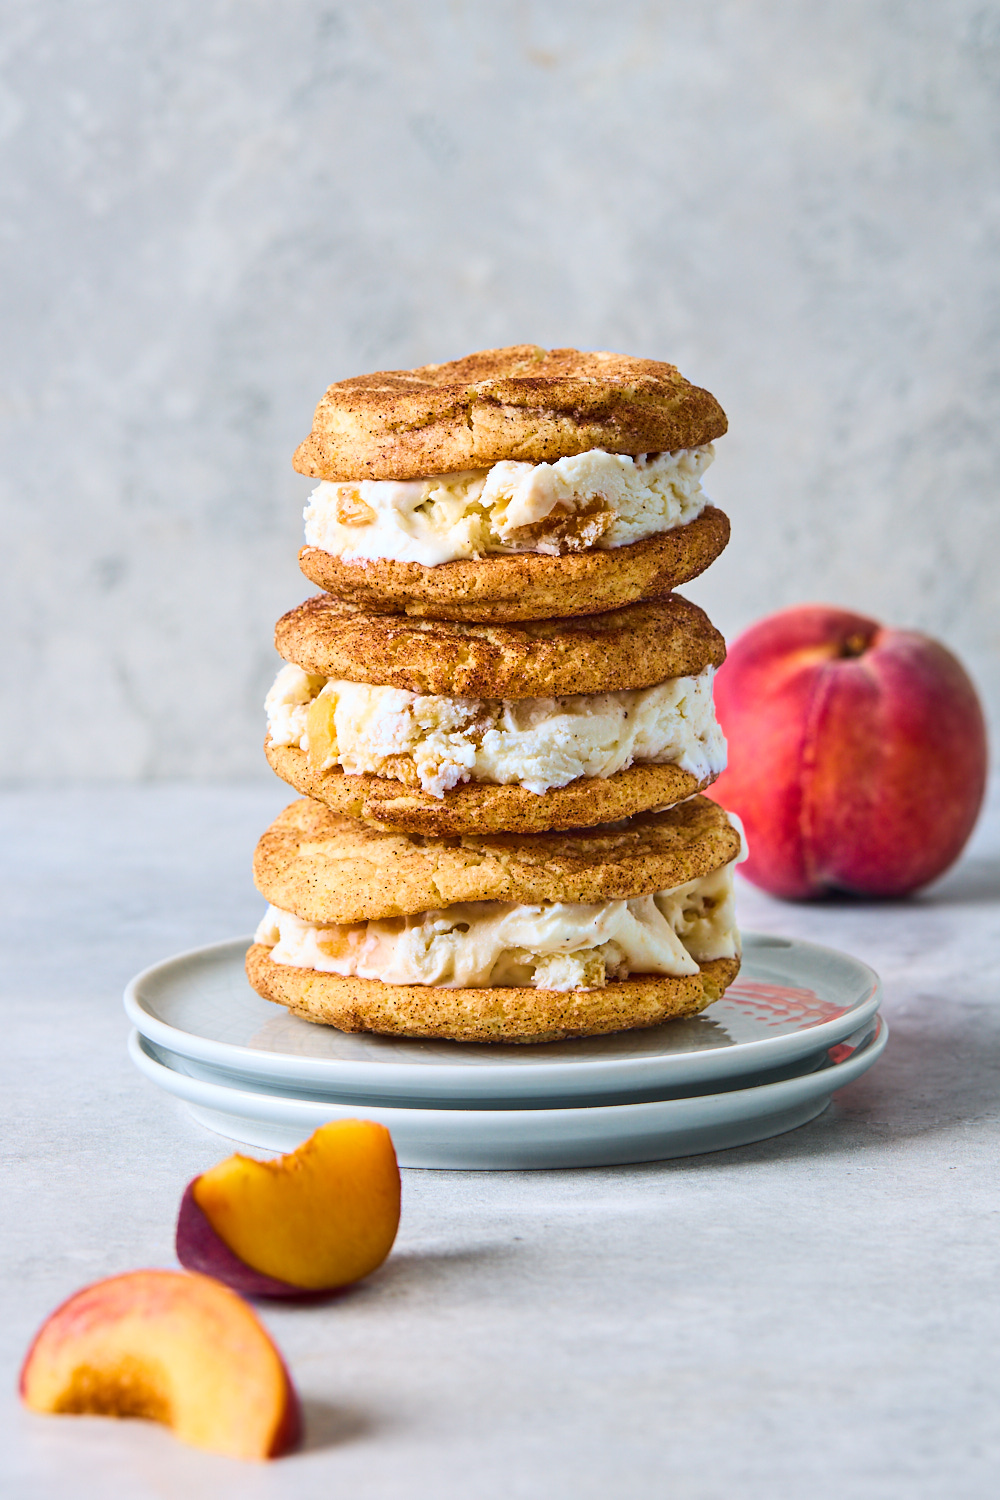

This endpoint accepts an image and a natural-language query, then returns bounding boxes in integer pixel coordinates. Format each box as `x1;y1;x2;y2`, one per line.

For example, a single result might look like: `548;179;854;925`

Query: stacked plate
125;932;886;1170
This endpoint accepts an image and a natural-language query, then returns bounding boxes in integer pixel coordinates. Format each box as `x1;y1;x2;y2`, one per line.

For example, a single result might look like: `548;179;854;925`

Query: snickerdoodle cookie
252;794;741;922
293;345;727;481
274;592;724;697
297;496;729;624
245;944;740;1044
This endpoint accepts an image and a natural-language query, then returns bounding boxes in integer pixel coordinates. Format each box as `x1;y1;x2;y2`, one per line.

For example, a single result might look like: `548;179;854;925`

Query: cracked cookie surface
293;344;728;482
274;591;724;698
252;794;742;924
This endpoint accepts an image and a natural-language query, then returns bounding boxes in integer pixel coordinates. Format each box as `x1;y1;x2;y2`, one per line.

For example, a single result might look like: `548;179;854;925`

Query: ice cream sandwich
246;795;743;1044
293;345;729;622
263;592;727;834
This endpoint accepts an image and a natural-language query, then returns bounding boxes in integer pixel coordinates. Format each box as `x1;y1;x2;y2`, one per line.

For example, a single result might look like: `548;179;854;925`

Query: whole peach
710;605;988;898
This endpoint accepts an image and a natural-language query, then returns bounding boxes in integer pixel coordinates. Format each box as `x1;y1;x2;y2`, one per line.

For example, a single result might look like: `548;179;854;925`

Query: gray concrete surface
1;1;998;777
2;778;999;1498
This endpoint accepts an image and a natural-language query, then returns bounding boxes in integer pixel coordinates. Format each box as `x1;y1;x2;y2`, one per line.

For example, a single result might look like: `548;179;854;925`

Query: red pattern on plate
826;1041;860;1064
723;979;869;1029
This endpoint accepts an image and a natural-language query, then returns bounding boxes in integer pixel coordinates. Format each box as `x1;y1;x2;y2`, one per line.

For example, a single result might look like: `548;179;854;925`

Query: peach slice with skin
176;1119;401;1296
19;1269;300;1460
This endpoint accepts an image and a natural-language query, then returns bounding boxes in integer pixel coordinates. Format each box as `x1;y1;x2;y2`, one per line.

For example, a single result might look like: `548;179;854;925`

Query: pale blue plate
128;1014;887;1170
125;931;881;1107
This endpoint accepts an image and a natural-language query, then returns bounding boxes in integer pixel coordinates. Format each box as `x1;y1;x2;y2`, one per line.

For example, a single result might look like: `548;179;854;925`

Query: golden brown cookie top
253;795;741;924
293;345;727;481
274;592;725;698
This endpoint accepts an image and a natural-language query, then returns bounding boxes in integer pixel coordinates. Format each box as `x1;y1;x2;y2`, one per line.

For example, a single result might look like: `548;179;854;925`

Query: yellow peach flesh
305;693;337;772
20;1270;297;1460
192;1120;401;1292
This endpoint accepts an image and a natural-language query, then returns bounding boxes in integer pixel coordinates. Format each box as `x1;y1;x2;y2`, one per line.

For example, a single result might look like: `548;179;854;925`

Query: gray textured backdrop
2;1;998;778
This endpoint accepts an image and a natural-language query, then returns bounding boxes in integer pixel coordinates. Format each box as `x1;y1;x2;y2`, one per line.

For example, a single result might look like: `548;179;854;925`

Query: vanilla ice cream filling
303;445;714;566
266;664;726;797
255;858;741;992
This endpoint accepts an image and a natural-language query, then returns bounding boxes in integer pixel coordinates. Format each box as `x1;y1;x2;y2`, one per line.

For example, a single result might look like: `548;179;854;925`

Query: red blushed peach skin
176;1120;401;1295
711;605;988;898
19;1270;300;1460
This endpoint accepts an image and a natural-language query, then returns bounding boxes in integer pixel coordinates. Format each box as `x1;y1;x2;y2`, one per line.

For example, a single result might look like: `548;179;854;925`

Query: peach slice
19;1269;300;1460
305;692;338;774
176;1120;401;1296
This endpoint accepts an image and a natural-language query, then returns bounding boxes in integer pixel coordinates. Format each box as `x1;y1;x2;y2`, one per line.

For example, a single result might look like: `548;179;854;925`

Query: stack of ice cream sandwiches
248;345;744;1044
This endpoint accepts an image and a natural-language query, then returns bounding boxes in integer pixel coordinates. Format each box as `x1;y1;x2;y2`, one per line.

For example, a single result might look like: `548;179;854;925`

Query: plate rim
128;1014;888;1131
124;930;882;1101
